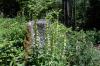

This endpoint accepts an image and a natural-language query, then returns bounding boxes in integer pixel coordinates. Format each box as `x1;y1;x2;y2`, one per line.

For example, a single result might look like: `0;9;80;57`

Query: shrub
19;0;57;19
0;18;26;65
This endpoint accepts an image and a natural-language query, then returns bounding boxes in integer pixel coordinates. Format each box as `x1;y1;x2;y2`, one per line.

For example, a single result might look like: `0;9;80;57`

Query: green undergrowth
0;18;100;66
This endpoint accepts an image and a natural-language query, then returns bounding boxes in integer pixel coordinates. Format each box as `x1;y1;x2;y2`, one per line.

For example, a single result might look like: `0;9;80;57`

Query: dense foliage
0;18;26;65
19;0;59;19
0;18;100;66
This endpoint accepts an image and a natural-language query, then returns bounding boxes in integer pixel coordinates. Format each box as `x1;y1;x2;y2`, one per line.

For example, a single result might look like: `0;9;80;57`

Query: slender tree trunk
67;0;73;26
72;0;76;28
62;0;68;26
62;0;73;27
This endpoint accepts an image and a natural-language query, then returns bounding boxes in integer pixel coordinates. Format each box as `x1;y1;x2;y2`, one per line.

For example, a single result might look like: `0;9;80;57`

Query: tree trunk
62;0;73;27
